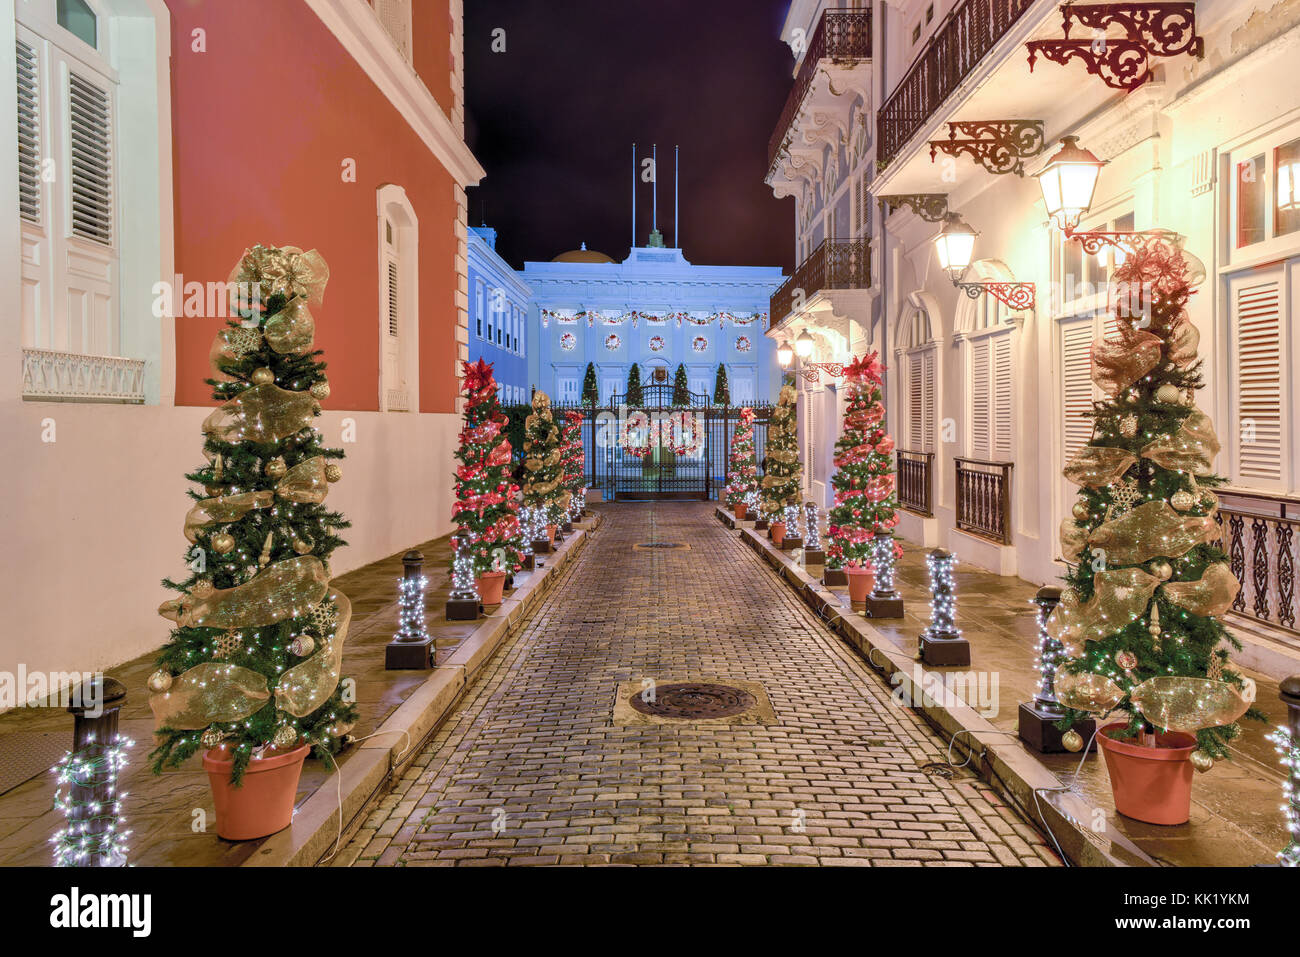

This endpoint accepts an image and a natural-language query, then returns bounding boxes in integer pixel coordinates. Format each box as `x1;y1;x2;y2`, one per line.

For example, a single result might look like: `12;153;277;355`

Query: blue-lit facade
467;226;531;404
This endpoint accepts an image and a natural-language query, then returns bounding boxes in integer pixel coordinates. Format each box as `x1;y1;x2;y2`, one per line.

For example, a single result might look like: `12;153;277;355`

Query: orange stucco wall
168;0;460;413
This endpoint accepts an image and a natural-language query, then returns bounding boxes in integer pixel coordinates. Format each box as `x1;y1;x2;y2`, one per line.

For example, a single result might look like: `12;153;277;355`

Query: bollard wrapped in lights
53;677;131;867
391;549;440;663
865;535;904;619
918;549;970;666
802;502;825;566
781;504;803;549
1018;585;1094;753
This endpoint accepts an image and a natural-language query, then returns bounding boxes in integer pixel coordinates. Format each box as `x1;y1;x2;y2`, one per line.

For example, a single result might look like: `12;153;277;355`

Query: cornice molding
305;0;485;187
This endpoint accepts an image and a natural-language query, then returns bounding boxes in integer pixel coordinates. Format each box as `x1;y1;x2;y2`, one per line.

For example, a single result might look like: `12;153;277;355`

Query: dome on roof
551;242;614;264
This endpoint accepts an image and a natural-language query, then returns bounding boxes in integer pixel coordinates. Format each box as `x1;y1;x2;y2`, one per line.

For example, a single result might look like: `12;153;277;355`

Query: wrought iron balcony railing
955;456;1013;544
1215;489;1300;637
877;0;1035;169
897;450;935;516
769;239;871;327
768;8;873;174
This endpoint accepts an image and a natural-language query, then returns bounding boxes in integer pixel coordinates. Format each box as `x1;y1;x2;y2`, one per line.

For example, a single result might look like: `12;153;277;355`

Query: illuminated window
1276;138;1300;238
57;0;97;48
1237;154;1265;248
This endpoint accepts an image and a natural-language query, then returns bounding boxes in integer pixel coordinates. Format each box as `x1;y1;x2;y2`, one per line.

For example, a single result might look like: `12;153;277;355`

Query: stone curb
244;512;602;867
726;510;1156;868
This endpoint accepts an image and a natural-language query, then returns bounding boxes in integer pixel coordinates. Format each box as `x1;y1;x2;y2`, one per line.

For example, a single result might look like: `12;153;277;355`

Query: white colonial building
767;0;1300;666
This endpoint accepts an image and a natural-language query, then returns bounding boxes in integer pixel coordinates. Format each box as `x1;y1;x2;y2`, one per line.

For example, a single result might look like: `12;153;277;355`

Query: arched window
377;184;419;412
896;293;939;453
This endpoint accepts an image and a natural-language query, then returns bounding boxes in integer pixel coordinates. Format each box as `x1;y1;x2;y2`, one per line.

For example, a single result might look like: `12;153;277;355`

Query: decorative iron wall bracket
1063;226;1182;255
1026;2;1202;90
880;193;950;222
798;362;845;385
955;281;1036;311
929;120;1045;177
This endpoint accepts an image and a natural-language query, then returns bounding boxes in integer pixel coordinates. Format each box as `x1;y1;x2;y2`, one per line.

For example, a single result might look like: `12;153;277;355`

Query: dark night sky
462;0;795;271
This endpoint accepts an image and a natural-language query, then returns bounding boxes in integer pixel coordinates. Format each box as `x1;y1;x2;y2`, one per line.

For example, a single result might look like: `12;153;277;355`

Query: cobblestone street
338;503;1059;867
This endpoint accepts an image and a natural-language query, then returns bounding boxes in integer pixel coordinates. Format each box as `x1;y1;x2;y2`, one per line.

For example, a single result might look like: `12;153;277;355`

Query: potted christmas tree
827;353;903;605
561;410;585;527
149;243;356;841
761;384;802;547
725;407;758;520
452;359;526;606
522;390;568;549
1049;235;1262;825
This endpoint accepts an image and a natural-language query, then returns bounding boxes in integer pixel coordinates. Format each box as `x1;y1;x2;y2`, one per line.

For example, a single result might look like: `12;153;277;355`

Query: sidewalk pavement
0;515;599;866
726;509;1287;867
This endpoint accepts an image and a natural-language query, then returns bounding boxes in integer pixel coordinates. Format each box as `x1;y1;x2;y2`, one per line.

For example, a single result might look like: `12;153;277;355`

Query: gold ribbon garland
1087;500;1219;566
263;297;316;355
1046;566;1161;657
184;491;275;543
1160;562;1241;617
1129;675;1255;733
201;382;320;444
227;244;330;306
1055;669;1126;714
275;456;330;504
180;556;330;629
1139;409;1220;475
1059;517;1088;563
1063;446;1138;488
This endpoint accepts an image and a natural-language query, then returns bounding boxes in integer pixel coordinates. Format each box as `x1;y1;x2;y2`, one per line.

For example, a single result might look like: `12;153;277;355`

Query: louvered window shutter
971;338;991;460
1233;275;1284;482
909;353;924;450
376;0;411;59
921;349;936;453
68;70;112;244
993;334;1013;459
17;39;40;223
386;260;399;336
1061;319;1094;466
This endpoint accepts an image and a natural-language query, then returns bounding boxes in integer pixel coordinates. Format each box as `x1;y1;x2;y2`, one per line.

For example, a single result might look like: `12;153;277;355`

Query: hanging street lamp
777;340;793;368
1034;135;1106;233
795;329;815;358
933;213;1035;312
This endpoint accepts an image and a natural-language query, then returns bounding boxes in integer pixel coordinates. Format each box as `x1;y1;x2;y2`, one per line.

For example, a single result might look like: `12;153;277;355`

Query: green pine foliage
713;363;731;405
152;289;355;784
725;408;758;507
581;362;598;406
626;363;644;406
760;384;802;519
672;363;690;406
521;392;569;525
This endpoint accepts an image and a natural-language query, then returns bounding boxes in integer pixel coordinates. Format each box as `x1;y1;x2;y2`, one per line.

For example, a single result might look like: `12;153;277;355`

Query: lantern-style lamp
795;329;815;358
1035;135;1106;232
777;341;793;368
933;213;977;282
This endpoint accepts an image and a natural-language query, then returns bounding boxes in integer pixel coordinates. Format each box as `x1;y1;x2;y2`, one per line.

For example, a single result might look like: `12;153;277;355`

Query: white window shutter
970;338;991;459
921;348;936;453
908;352;924;449
17;39;40;223
993;333;1013;460
1232;275;1284;482
1061;319;1094;466
68;70;112;245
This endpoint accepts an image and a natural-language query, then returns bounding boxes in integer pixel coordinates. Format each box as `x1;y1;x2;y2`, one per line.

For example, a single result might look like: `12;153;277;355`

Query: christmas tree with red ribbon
561;410;585;513
725;407;758;508
827;352;901;570
453;359;525;577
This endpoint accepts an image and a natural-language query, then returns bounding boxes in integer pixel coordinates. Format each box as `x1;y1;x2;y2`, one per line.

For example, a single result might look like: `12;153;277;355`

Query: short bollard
1018;585;1094;752
389;549;439;667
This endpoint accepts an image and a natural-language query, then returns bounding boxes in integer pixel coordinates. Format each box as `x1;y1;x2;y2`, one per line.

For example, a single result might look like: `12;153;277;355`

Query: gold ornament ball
1148;623;1162;636
205;485;224;497
250;367;275;385
1150;560;1173;581
201;727;225;750
190;578;215;598
147;669;173;693
265;456;288;479
1155;383;1183;404
288;634;315;657
1062;729;1084;753
1060;587;1080;608
309;380;331;400
325;463;342;483
1119;414;1138;438
1190;750;1214;773
292;538;313;555
1170;489;1195;511
210;532;236;555
272;724;299;750
1072;500;1090;521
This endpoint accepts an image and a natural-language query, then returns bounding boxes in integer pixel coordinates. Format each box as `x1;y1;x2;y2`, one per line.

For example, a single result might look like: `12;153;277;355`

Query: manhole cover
633;541;689;551
630;682;757;719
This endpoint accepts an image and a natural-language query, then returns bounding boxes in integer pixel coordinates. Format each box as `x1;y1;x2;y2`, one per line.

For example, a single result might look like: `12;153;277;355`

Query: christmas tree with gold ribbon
521;391;569;525
1050;235;1262;766
760;384;802;521
149;244;356;783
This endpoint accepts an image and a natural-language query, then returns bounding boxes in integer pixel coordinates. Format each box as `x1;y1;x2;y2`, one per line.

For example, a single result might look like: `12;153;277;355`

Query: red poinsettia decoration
844;351;885;386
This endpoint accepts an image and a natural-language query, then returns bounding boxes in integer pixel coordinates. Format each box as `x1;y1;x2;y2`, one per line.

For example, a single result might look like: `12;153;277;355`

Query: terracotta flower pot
734;502;748;520
770;521;786;547
546;524;557;546
477;570;507;605
1097;722;1197;825
202;743;310;841
846;566;876;602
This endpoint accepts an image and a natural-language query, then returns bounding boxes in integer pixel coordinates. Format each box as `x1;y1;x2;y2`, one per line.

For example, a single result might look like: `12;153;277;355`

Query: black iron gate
553;388;773;503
